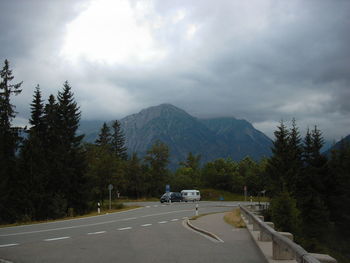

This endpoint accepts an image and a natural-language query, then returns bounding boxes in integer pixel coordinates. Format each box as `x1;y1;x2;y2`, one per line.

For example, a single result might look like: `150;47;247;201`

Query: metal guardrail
240;205;322;263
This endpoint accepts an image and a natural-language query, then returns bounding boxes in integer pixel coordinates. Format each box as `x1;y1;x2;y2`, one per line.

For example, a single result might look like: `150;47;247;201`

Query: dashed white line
120;217;137;221
0;243;19;248
87;231;106;235
141;224;152;227
171;219;179;222
44;236;70;242
145;206;151;208
158;221;168;224
118;227;132;231
153;205;158;207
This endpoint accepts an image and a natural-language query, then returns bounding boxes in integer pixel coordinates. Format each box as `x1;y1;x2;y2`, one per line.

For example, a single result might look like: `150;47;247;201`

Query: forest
1;60;349;262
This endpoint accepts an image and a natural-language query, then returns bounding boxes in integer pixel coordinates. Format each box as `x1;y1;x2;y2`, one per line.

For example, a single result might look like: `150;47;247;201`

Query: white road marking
171;219;179;222
120;217;137;221
140;209;193;218
87;231;106;235
44;236;70;242
141;224;152;227
161;205;166;207
182;217;188;219
145;206;151;208
158;221;168;224
0;217;138;237
0;209;193;238
153;205;158;207
118;227;132;231
0;243;19;248
0;207;144;230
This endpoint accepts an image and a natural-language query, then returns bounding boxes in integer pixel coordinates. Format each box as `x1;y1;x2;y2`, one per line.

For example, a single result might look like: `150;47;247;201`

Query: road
0;201;264;263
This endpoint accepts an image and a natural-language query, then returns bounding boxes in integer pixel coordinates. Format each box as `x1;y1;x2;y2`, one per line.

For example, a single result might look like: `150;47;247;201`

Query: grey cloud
1;0;349;141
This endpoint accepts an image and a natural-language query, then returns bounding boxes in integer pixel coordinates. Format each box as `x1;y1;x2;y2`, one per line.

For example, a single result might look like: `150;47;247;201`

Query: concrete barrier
240;205;337;263
273;232;294;260
259;222;274;241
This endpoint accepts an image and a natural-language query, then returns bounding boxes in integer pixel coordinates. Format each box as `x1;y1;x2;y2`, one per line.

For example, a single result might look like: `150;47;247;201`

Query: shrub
271;191;300;234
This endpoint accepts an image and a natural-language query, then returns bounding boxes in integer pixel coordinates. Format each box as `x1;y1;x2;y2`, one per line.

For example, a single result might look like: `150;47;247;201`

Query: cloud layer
1;0;349;140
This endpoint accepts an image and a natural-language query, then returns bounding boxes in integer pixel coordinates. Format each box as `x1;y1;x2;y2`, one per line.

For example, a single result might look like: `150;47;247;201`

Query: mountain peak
140;103;188;115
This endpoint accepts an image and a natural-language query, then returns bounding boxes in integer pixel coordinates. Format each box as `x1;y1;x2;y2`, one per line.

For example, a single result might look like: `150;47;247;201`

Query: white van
181;190;201;202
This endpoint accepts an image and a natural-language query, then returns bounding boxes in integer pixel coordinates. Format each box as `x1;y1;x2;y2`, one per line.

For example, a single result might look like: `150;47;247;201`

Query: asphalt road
0;201;264;263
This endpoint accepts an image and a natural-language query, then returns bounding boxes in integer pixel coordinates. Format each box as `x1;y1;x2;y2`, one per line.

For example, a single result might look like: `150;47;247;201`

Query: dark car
160;192;183;203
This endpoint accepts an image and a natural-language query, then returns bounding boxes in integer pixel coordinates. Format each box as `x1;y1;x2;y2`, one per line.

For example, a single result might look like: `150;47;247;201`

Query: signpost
244;185;247;202
108;184;113;210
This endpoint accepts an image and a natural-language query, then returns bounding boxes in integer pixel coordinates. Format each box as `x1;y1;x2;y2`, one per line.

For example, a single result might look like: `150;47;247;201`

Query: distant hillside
80;104;272;167
323;134;350;156
201;117;272;160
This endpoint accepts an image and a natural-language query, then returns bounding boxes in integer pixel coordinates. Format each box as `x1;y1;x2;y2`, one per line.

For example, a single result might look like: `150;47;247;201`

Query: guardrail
240;205;337;263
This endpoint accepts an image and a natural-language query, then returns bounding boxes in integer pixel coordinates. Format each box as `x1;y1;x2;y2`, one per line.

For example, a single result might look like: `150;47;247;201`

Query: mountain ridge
80;104;273;167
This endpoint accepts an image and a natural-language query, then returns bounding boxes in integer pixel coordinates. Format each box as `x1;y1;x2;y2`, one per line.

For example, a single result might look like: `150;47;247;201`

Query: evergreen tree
0;60;23;223
286;119;303;195
43;94;66;218
95;122;112;147
111;120;127;160
18;85;49;220
328;141;350;237
298;126;330;241
51;81;88;216
266;121;290;195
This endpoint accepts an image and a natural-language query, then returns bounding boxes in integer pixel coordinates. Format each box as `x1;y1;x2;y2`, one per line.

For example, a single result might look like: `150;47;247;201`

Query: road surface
0;201;264;263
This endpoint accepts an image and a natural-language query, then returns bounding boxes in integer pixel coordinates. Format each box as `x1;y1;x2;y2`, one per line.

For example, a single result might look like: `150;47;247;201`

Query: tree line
0;60;349;261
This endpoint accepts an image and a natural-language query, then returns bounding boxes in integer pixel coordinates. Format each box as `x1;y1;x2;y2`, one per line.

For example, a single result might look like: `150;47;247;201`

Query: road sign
108;184;113;191
165;184;170;193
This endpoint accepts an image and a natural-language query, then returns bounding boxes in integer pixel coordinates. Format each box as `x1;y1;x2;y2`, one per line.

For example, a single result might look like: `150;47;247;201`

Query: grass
0;204;141;228
223;208;246;228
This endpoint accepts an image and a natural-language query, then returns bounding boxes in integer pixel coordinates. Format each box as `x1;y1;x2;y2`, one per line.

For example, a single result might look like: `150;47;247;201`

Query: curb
185;219;223;242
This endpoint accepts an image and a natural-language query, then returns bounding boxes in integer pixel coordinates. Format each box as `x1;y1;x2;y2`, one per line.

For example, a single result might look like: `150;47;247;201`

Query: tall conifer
111;120;127;160
0;60;22;223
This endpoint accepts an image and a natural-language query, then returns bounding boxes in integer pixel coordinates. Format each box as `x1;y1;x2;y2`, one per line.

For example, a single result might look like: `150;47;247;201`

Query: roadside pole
108;184;113;210
195;204;198;216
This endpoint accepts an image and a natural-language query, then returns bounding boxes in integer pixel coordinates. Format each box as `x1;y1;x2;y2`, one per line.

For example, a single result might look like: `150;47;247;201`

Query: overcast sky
1;0;349;141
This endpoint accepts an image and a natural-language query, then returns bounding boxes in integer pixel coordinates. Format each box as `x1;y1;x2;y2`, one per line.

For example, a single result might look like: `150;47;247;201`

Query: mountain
120;104;223;165
201;117;273;160
323;134;350;156
81;104;272;167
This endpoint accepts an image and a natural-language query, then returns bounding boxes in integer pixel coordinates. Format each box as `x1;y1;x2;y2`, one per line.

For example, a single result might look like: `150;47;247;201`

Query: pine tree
95;122;112;147
19;85;49;220
266;120;290;195
0;60;23;223
111;120;127;160
286;119;303;195
56;81;88;215
298;126;329;241
42;94;66;218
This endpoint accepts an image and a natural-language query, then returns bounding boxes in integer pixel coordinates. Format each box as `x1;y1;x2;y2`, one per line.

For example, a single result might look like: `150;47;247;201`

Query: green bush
271;192;300;234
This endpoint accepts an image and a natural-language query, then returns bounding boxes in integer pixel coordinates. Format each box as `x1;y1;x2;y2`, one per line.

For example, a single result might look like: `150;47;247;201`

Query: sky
0;0;349;141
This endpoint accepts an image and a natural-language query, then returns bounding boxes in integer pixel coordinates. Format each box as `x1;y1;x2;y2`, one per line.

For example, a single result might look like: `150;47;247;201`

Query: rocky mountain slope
81;104;273;167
